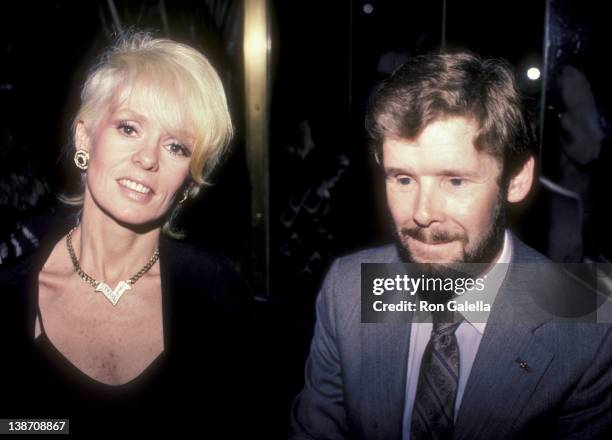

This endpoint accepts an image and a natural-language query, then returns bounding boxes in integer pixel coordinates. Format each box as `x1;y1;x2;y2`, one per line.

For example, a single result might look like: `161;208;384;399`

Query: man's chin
411;261;468;279
396;239;471;274
395;233;504;279
402;241;463;265
408;254;462;266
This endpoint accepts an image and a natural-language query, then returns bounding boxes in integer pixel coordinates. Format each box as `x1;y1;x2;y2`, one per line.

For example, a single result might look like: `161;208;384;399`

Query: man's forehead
384;116;480;147
381;118;502;175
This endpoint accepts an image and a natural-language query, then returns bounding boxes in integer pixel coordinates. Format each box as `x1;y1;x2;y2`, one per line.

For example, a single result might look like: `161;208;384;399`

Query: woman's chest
36;279;165;386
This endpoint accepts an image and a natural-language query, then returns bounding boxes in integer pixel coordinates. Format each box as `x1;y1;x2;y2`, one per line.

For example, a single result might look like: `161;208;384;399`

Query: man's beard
393;195;506;305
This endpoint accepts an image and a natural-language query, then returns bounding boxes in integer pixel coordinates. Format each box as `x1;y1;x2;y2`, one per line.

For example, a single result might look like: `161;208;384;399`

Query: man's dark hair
365;51;534;185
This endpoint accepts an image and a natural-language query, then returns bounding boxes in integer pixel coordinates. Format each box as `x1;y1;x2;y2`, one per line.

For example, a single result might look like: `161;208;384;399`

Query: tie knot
432;320;462;336
431;311;463;336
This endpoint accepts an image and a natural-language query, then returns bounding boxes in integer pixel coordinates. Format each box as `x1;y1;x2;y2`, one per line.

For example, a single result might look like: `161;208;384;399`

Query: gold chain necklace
66;226;160;306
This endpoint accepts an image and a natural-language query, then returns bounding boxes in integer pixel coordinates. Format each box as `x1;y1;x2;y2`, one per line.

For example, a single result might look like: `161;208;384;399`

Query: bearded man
289;52;612;440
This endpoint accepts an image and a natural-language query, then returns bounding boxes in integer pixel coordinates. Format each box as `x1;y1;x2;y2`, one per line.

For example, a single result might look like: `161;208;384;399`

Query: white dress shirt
402;230;513;438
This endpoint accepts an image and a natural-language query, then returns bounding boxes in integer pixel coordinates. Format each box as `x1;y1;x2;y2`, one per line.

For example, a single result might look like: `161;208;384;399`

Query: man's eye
449;178;464;187
118;122;137;136
396;176;412;186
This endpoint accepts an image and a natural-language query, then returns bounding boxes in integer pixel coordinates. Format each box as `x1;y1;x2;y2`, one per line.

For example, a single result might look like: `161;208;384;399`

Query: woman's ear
506;156;535;203
74;121;90;151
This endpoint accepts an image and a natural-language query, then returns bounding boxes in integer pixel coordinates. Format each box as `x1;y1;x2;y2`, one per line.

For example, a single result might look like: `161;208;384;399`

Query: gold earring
74;149;89;171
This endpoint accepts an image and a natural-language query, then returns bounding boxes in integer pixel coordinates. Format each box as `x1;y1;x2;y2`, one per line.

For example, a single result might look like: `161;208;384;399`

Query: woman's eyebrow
114;108;148;121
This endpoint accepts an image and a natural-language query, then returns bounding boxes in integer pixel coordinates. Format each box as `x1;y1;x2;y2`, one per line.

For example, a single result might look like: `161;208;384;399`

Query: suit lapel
453;322;554;439
362;321;412;440
359;246;413;439
454;244;555;439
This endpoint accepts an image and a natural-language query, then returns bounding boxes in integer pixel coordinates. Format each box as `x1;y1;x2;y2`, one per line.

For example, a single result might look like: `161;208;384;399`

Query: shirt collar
460;229;513;334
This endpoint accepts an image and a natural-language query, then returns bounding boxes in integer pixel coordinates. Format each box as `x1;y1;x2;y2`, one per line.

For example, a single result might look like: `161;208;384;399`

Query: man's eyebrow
437;168;479;177
383;166;479;177
383;166;413;175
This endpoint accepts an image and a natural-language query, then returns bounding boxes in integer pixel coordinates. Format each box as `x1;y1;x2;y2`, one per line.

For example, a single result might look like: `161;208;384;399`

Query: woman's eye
118;122;137;136
167;142;191;157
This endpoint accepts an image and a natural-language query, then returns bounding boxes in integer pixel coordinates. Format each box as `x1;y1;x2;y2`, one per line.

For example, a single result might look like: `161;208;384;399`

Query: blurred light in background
527;67;541;80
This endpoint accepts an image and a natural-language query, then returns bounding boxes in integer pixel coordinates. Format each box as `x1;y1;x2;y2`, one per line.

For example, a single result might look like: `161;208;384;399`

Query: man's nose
412;182;444;227
132;139;159;171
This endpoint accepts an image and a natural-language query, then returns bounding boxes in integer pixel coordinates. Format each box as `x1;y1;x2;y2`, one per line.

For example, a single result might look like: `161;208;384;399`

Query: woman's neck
73;210;161;286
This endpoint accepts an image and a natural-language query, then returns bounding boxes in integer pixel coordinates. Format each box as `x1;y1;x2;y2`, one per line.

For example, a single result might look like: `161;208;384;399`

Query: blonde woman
1;32;256;435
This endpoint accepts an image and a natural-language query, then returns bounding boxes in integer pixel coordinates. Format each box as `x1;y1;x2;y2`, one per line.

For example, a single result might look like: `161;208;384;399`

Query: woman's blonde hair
66;31;233;236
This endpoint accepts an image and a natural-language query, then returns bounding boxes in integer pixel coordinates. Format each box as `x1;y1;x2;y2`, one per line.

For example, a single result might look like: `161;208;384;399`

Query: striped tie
410;314;462;440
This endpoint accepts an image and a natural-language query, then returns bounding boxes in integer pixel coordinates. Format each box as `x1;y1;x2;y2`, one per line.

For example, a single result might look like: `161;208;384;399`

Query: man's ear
74;121;90;152
506;156;535;203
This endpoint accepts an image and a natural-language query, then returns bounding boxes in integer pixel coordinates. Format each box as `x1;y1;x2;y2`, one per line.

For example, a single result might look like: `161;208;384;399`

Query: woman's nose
131;140;159;171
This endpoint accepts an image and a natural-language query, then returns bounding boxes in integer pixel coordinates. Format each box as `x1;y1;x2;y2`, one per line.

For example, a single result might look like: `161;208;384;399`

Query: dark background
2;0;611;435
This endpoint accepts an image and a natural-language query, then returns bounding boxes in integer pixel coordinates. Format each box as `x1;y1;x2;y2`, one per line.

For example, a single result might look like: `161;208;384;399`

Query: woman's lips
117;179;155;203
118;178;154;194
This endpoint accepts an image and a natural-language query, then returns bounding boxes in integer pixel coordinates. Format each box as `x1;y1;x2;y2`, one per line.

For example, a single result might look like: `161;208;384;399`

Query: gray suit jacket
289;235;612;439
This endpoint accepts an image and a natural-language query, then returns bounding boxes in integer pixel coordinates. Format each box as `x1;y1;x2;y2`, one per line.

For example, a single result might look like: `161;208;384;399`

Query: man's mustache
400;227;467;244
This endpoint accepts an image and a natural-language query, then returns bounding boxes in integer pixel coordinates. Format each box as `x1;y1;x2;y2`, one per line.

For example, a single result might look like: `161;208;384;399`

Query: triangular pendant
95;281;132;306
